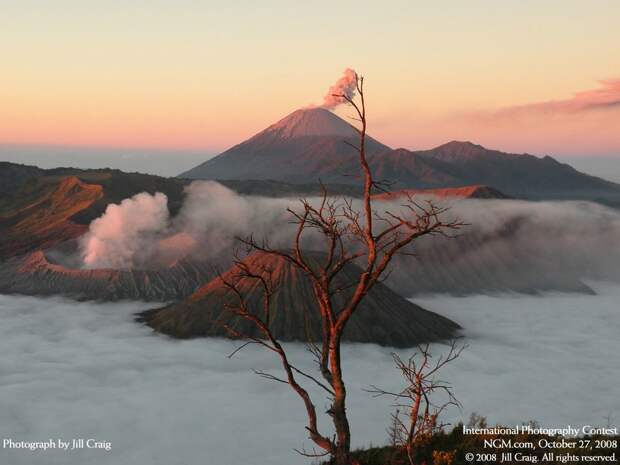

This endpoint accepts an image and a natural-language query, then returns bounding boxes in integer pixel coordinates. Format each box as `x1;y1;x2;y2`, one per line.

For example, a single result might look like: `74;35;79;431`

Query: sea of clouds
0;285;618;465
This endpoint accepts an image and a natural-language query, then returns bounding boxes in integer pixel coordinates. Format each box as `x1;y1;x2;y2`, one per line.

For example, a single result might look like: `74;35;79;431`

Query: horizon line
2;139;619;160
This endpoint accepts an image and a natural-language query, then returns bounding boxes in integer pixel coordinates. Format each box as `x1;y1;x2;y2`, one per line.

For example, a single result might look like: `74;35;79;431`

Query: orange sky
2;1;619;156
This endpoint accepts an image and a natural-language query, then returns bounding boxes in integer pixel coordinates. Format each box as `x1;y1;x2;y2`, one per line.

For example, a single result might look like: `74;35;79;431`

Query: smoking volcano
0;166;213;301
180;106;390;183
180;110;620;201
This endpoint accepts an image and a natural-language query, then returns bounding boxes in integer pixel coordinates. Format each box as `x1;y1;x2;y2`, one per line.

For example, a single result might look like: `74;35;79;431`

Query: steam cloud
79;182;294;270
321;68;358;109
81;192;170;269
79;182;620;295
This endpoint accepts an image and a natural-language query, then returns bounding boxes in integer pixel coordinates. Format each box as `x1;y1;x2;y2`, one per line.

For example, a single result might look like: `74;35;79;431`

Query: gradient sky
2;0;619;157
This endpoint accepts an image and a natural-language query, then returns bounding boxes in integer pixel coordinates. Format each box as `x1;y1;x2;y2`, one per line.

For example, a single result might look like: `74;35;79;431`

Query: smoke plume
79;182;294;270
321;68;358;109
79;182;620;296
80;192;170;269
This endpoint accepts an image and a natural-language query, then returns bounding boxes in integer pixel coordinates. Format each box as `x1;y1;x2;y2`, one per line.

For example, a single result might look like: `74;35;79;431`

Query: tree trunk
329;332;352;465
332;400;351;465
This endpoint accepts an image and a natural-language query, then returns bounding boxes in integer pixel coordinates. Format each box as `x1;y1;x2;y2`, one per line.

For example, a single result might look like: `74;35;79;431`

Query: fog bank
0;285;618;464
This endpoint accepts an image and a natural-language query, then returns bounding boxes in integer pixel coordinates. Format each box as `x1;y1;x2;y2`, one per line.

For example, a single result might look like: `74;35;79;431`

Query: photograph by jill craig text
3;438;112;452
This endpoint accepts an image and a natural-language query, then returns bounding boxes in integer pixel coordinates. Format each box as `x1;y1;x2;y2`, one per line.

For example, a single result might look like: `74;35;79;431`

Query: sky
1;0;619;161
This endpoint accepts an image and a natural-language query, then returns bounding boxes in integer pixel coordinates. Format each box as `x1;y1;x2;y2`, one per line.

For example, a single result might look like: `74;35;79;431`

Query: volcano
0;250;214;301
0;164;217;301
0;164;189;261
181;109;620;201
179;107;391;183
138;251;461;347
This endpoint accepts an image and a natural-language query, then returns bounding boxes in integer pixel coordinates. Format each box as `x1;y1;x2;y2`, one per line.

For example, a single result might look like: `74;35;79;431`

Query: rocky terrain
0;175;102;260
139;251;461;346
0;164;188;261
372;184;510;200
0;250;214;301
0;165;216;301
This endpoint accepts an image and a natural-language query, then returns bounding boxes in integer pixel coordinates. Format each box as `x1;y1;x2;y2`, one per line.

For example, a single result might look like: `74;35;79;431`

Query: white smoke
79;183;620;294
321;68;358;109
167;181;297;263
80;192;170;269
79;182;296;270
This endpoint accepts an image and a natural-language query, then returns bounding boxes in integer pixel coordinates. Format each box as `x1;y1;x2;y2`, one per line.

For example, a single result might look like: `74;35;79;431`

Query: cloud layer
0;285;618;464
426;77;620;156
498;78;620;116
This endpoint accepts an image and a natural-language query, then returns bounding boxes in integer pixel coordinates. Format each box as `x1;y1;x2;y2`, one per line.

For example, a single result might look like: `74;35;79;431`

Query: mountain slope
0;176;103;260
180;107;390;182
372;184;510;200
368;148;460;188
0;162;45;195
415;141;620;199
139;251;461;347
0;250;213;301
0;163;188;260
365;142;620;200
181;109;620;201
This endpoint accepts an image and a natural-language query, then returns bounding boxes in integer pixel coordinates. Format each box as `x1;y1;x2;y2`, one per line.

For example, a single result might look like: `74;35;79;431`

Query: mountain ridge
372;184;510;200
180;109;620;201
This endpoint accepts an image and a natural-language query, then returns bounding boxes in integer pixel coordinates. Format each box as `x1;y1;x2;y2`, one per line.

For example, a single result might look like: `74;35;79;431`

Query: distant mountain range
181;107;620;201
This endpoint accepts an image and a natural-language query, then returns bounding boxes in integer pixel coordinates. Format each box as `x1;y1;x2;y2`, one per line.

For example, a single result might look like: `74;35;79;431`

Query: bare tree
219;73;464;465
367;341;465;465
